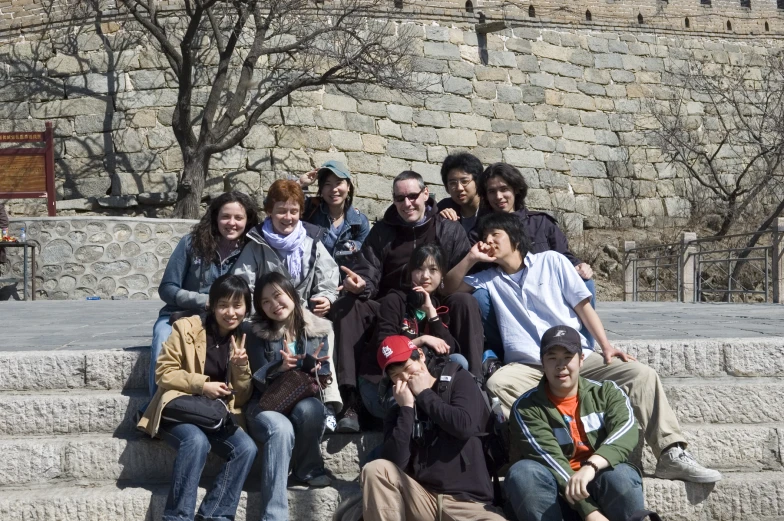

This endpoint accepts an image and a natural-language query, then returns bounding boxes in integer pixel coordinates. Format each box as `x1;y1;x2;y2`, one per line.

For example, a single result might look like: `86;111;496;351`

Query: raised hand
439;208;459;221
308;342;331;374
298;169;318;188
279;345;302;372
468;241;497;264
203;381;232;399
338;266;366;295
230;334;248;366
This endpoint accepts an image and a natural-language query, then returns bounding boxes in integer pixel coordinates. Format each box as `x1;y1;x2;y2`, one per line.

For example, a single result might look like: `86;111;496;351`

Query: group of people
140;154;721;521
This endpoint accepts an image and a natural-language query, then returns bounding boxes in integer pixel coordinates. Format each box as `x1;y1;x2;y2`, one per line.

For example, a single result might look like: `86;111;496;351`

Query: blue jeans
245;397;327;521
504;460;643;521
474;278;597;353
150;315;173;398
159;422;257;521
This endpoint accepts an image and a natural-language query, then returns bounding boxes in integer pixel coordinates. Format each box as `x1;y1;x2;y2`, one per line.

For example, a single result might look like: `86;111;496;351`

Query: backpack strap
436;361;462;406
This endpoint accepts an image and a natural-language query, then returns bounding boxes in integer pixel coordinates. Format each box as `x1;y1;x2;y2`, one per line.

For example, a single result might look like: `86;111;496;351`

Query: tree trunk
173;150;210;219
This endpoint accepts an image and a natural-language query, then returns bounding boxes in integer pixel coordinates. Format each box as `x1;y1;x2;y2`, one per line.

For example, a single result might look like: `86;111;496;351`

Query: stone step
665;377;784;424
0;390;146;437
2;377;783;438
3;338;784;391
0;432;380;486
0;424;777;487
2;472;784;521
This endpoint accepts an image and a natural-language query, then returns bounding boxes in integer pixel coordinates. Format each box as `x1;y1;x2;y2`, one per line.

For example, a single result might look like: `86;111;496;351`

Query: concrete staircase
1;338;783;521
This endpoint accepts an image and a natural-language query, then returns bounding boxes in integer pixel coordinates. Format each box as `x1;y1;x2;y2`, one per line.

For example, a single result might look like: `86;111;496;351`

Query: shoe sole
654;472;722;483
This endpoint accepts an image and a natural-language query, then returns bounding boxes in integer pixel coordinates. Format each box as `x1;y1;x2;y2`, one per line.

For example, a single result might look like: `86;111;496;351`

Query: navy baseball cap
540;325;582;359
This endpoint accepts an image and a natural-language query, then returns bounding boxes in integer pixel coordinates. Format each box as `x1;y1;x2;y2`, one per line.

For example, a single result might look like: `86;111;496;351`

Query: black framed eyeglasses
447;177;474;190
393;188;425;204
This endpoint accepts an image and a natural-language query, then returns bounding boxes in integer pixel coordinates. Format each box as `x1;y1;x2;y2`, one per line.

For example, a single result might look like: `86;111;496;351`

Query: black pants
332;292;484;390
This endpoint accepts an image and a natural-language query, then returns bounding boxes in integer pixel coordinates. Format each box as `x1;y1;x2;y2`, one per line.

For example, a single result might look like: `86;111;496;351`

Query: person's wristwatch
580;460;600;473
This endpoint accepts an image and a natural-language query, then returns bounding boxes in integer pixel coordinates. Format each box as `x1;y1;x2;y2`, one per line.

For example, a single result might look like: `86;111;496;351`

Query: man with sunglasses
331;171;483;432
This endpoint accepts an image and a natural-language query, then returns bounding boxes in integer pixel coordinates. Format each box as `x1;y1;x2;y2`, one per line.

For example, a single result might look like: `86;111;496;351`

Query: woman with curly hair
147;191;260;398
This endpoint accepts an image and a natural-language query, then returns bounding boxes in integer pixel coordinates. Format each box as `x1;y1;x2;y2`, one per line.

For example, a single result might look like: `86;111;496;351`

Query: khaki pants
361;459;507;521
486;355;685;458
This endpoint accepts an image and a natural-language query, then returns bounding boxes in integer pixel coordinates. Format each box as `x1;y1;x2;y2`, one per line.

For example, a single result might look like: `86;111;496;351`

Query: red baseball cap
377;335;418;372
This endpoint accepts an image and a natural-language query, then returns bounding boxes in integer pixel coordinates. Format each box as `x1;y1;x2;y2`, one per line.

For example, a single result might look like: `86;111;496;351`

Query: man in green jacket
505;325;644;521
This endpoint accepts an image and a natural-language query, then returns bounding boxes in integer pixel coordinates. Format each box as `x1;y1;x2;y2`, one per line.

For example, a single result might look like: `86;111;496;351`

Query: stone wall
0;5;782;233
2;217;196;300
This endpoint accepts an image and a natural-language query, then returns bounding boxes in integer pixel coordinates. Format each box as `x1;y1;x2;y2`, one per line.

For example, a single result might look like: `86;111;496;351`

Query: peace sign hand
338;266;366;295
279;345;302;372
308;342;331;375
230;334;248;367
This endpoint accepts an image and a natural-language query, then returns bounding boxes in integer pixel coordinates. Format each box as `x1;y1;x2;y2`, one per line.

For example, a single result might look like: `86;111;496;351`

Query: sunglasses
393;187;426;204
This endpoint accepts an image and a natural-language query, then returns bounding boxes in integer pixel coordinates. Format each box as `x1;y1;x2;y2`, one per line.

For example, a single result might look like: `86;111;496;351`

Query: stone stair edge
3;472;784;521
0;425;778;487
3;337;784;392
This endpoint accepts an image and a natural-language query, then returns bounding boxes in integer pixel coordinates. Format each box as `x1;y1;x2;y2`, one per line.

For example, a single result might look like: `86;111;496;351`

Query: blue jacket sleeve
158;235;208;311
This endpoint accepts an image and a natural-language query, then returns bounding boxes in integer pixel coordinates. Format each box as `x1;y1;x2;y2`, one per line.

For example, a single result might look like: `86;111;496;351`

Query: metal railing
623;218;784;303
690;231;774;303
625;242;682;302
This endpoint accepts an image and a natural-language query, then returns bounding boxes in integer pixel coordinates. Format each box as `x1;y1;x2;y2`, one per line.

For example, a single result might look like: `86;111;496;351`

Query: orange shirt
545;388;593;471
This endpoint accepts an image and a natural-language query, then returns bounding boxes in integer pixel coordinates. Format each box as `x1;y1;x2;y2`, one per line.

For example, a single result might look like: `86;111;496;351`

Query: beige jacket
137;315;253;437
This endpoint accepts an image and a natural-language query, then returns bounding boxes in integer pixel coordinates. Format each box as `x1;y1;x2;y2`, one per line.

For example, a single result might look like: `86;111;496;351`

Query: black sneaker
336;404;360;433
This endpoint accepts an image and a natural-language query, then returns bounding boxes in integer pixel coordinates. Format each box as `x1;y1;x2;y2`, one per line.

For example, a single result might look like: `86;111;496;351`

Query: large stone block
31;97;111;118
571;159;607;178
503;149;545;169
436;128;477;147
386;140;427;161
423;42;460;60
424;95;472;113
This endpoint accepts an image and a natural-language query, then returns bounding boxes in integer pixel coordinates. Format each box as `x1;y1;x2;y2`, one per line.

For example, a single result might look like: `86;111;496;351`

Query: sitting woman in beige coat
138;274;257;521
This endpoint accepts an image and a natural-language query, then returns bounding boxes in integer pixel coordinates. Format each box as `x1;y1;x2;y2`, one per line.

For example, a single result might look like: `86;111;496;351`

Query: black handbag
161;329;235;432
161;394;232;433
627;511;662;521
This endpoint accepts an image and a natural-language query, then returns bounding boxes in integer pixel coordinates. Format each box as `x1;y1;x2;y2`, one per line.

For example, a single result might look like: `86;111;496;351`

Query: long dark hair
206;274;252;336
477;163;529;211
191;192;260;262
253;271;305;341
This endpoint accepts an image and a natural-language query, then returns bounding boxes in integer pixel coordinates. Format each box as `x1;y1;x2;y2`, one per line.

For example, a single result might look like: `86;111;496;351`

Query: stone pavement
0;299;781;351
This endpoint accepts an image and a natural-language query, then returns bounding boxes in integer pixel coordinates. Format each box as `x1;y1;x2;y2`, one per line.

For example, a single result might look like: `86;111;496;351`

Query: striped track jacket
509;376;639;518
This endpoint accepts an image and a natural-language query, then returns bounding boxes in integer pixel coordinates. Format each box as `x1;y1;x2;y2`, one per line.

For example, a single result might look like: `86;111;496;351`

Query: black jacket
381;370;493;503
466;207;581;266
354;198;471;300
381;367;494;503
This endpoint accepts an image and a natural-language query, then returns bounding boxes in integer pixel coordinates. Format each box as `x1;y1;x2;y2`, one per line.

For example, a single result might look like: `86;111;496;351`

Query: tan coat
137;315;253;438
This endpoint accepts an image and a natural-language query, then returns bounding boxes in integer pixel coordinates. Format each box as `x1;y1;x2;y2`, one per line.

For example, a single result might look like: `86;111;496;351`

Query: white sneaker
324;405;337;433
655;446;722;483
